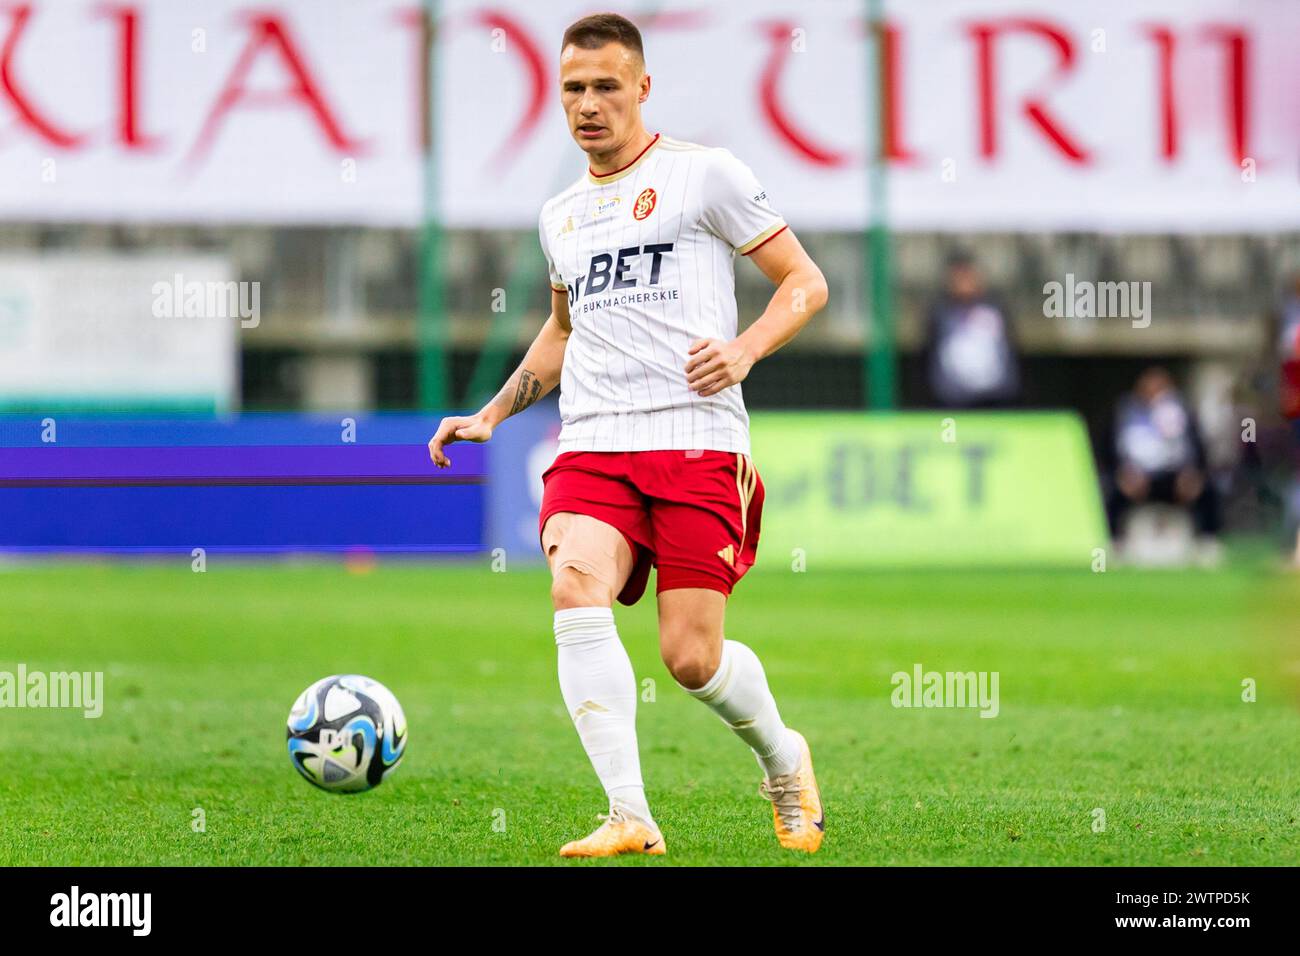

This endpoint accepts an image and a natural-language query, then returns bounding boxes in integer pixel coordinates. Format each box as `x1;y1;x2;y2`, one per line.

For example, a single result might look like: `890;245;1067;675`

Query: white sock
554;607;653;825
680;639;801;779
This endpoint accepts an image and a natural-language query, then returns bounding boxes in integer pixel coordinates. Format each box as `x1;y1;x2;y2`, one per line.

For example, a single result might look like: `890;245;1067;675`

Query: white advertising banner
0;255;239;410
0;0;1293;231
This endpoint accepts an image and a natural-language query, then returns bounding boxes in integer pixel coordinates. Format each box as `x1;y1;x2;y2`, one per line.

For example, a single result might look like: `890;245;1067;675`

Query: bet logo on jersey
633;188;657;221
568;242;675;305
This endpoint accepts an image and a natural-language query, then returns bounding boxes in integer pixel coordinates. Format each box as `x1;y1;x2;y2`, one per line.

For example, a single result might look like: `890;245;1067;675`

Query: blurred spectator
1277;272;1300;563
1278;272;1300;420
1106;366;1221;544
920;252;1022;409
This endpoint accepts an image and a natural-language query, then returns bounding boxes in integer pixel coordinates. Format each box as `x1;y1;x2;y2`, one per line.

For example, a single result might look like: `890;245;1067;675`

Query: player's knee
550;564;611;610
660;636;721;690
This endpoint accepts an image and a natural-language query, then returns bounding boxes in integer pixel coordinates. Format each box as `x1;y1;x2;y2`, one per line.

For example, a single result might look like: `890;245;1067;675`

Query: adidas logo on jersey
716;544;735;567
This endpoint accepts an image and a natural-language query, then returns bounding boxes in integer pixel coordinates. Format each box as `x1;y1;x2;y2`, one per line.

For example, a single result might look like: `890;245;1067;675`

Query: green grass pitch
1;559;1297;866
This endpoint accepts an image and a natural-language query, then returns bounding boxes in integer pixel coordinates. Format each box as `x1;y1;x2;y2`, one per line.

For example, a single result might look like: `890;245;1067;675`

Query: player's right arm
428;287;570;468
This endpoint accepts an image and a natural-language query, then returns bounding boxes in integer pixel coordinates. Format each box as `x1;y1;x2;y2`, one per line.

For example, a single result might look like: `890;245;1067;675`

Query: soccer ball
286;674;407;793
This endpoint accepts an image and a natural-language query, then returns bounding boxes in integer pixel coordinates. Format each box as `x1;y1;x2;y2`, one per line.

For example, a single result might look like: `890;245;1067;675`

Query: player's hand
428;414;493;469
685;338;755;398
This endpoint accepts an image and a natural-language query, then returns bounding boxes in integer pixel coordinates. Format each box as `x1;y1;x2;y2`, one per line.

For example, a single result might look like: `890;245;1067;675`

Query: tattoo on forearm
508;369;543;415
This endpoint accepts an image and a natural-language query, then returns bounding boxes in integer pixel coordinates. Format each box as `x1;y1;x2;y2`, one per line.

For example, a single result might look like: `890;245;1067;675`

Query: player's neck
587;128;656;177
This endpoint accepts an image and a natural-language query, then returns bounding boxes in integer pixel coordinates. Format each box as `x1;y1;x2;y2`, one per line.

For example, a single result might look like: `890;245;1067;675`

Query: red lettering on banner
97;4;161;150
1145;26;1178;160
1145;23;1253;166
0;4;86;148
1202;25;1251;165
472;10;545;173
757;20;852;167
0;3;1266;198
967;18;1091;164
880;21;917;164
187;12;364;167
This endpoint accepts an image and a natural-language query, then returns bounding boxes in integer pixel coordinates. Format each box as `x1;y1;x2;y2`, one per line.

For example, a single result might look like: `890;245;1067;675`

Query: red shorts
538;449;765;606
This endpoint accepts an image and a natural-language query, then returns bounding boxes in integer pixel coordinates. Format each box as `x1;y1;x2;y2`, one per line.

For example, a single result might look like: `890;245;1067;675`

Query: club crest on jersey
633;188;657;221
593;196;622;218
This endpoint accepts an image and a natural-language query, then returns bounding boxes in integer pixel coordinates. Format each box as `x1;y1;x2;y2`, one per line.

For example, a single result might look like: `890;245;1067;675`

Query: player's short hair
561;13;645;67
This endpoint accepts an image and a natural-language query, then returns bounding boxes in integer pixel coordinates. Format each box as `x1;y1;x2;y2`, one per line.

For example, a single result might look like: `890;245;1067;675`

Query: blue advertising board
0;414;484;554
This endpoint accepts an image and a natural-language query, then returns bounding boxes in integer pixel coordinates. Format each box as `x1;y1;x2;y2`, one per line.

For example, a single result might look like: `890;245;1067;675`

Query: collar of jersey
587;132;661;186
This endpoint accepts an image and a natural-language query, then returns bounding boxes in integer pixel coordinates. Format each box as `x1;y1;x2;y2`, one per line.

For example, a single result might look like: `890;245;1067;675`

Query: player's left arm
686;228;828;397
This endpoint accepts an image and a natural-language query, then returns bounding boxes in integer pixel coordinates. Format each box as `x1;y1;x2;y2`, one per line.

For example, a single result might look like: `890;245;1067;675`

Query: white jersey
538;133;787;454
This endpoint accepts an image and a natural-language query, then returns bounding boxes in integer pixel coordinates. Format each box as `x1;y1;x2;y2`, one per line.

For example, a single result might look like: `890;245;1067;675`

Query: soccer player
429;13;828;857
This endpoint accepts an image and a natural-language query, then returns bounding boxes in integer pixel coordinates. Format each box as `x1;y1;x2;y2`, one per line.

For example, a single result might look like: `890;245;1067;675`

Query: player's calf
667;629;822;852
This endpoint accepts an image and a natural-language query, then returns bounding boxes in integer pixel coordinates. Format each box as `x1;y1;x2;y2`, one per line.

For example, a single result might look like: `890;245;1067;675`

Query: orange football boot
559;807;666;859
759;730;825;853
